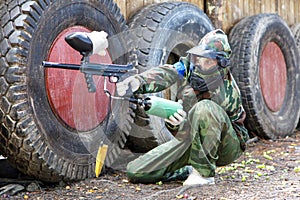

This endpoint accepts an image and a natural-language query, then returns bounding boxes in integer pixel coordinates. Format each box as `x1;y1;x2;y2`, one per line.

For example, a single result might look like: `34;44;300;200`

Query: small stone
26;182;39;192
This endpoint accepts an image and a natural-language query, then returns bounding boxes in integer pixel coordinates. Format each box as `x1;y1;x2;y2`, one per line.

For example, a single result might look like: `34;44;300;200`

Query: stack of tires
0;0;299;182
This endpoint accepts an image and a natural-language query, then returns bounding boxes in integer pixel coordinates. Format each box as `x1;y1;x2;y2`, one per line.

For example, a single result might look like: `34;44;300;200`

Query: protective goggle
190;52;230;74
189;54;219;75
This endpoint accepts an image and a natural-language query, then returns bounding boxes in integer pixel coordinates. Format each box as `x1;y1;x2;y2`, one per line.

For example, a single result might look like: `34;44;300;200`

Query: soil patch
1;132;300;200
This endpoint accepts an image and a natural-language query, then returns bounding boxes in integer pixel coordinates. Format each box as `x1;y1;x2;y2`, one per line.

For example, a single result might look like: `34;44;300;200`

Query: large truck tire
291;23;300;130
229;14;300;139
0;0;129;182
125;2;214;152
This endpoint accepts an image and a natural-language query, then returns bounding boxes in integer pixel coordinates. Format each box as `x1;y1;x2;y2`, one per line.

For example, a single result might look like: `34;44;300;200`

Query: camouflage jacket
133;57;249;146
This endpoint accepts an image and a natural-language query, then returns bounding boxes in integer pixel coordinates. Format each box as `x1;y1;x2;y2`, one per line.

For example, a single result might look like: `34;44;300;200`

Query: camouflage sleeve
134;64;180;94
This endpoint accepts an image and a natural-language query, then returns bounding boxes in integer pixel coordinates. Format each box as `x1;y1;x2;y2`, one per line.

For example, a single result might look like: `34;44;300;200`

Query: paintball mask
187;29;232;93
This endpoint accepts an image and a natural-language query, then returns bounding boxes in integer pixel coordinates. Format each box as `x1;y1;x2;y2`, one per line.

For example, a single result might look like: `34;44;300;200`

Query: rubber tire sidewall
126;2;214;151
229;14;300;138
291;23;300;130
1;0;128;181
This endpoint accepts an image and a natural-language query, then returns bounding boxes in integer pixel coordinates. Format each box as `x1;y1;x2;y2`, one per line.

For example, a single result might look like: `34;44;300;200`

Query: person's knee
126;171;138;183
126;161;151;183
126;161;137;181
126;162;140;183
127;161;165;183
191;100;227;121
194;100;217;113
126;169;161;184
191;100;218;119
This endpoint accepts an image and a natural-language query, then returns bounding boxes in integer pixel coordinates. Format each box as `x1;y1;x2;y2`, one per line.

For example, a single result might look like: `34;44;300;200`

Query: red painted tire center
260;42;287;112
45;26;114;131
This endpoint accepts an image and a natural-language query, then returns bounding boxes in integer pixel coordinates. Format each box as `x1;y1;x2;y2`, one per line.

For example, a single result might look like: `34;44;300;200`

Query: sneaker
182;167;215;186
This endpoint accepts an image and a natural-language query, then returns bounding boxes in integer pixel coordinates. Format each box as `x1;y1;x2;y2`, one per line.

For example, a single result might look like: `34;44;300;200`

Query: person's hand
86;31;108;56
116;76;140;96
165;109;186;126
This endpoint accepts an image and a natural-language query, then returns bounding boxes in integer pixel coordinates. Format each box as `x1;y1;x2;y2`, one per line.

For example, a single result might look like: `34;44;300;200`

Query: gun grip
84;73;96;92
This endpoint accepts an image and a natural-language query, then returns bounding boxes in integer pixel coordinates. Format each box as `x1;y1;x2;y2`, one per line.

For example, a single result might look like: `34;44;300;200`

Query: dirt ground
1;131;300;200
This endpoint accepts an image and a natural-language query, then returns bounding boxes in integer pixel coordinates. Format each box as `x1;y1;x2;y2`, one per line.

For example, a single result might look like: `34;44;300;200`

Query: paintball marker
42;31;136;93
42;31;182;119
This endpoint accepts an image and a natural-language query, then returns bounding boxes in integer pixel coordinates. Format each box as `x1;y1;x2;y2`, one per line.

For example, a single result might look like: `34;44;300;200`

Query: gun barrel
42;61;81;70
42;60;136;92
42;61;133;73
81;63;134;76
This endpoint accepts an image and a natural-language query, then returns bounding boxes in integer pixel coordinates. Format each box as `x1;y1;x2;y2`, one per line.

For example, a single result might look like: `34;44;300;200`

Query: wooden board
115;0;300;32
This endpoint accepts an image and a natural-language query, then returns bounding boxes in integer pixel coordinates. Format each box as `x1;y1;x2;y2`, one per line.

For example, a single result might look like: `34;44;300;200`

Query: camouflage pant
127;99;244;183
